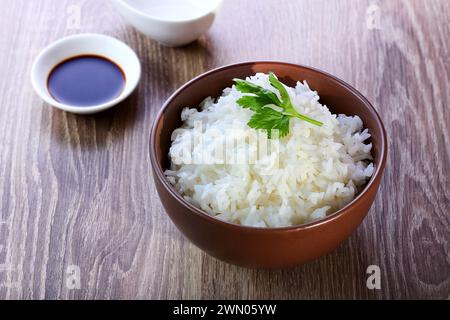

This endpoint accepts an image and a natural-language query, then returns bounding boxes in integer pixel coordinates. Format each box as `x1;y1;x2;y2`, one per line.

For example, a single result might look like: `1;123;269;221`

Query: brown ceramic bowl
150;61;387;268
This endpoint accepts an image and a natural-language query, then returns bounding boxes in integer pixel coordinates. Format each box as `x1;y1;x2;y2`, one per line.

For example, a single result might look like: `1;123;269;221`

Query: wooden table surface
0;0;448;300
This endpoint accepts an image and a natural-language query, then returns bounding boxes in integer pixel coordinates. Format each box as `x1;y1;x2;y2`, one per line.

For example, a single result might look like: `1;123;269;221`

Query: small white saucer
31;33;141;114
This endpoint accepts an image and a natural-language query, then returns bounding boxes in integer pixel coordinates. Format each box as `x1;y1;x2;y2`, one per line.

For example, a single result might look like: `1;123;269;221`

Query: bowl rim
150;61;387;233
112;0;224;24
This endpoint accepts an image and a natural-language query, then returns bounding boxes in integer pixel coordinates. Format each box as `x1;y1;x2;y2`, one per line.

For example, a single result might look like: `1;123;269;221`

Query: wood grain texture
0;0;448;299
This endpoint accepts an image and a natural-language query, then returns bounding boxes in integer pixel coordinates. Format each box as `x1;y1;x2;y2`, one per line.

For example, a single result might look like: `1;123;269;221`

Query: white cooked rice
165;73;374;228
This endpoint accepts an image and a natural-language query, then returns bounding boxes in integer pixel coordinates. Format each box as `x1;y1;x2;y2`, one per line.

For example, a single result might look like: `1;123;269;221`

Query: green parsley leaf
234;73;323;138
233;79;281;105
268;72;291;109
247;107;290;138
236;96;275;112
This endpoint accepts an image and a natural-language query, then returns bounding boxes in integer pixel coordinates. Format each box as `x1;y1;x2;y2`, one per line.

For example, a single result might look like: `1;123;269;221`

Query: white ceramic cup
111;0;223;47
31;33;141;114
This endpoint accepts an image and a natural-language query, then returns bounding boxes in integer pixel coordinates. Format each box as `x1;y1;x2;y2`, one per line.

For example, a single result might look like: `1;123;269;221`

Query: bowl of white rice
150;61;387;268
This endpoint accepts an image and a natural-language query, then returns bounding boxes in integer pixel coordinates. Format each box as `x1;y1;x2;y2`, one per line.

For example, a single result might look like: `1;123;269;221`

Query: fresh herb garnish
233;72;323;138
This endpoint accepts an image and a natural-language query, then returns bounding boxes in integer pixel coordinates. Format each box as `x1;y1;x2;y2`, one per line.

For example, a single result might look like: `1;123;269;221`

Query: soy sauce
47;55;125;107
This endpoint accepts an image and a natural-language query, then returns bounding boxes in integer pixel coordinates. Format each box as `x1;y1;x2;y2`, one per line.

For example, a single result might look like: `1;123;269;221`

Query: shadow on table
47;88;140;149
200;231;380;299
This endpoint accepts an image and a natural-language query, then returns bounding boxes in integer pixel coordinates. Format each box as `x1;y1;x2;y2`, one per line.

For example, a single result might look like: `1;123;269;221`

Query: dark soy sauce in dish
47;55;125;107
